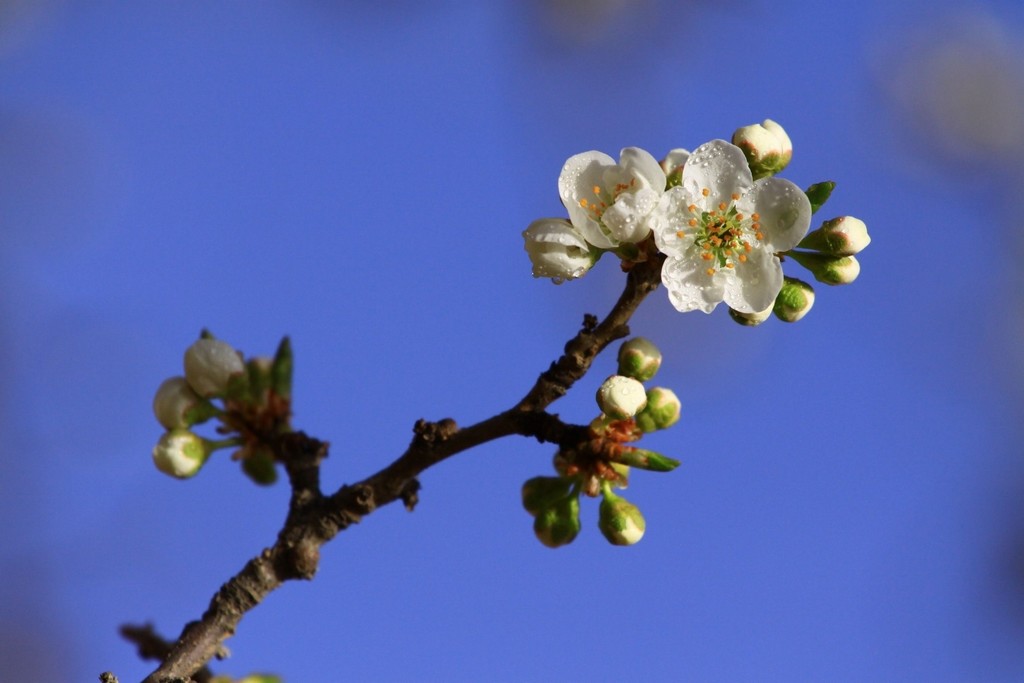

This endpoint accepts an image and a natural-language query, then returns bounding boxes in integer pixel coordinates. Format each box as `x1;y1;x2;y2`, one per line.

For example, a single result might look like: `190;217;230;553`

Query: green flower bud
152;429;213;479
732;119;792;179
788;251;861;286
521;475;572;516
596;375;647;420
617;337;662;381
634;387;681;432
798;216;870;256
728;305;774;327
773;277;815;323
271;336;293;400
184;338;246;398
152;377;218;430
533;495;581;548
598;490;646;546
610;447;680;472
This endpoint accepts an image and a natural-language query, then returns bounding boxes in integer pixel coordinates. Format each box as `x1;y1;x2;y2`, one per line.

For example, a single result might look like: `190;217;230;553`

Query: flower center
578;178;637;222
675;190;764;277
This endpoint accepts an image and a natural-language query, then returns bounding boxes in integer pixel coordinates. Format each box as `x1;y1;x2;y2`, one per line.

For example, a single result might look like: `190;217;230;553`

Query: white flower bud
152;376;216;430
732;119;793;178
789;251;861;286
634;387;681;432
522;218;599;282
798;216;870;256
152;429;212;479
598;491;646;546
617;337;662;381
596;375;647;420
728;304;774;327
773;277;815;322
184;338;245;398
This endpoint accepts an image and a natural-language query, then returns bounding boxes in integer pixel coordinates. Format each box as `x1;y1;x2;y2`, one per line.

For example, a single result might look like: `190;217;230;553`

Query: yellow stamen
688;218;698;227
718;202;727;211
701;252;713;261
580;199;589;208
706;267;715;276
725;263;735;269
702;188;710;197
751;212;760;221
731;193;740;201
739;254;748;263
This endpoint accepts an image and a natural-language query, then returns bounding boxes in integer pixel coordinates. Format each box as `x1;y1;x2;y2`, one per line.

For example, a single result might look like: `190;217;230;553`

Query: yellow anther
755;232;764;241
739;254;748;263
731;193;740;201
718;202;727;211
675;230;686;238
701;252;713;261
705;267;715;276
743;242;752;252
735;213;744;221
725;263;735;269
580;199;589;208
751;212;760;221
593;185;602;196
702;188;710;197
688;218;698;227
688;204;698;213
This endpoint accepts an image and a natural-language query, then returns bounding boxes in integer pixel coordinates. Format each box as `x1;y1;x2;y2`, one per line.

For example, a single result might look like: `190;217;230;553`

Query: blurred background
2;1;1024;680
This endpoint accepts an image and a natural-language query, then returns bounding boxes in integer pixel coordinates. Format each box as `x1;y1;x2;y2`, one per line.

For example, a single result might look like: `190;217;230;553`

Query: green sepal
522;475;573;516
272;336;294;401
242;447;278;486
609;447;680;472
804;181;835;215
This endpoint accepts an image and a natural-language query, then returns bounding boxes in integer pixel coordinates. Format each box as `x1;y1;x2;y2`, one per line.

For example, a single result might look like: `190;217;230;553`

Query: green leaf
804;181;835;215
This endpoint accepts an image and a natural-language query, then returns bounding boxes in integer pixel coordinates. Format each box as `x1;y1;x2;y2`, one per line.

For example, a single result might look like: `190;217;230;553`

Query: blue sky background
3;1;1024;681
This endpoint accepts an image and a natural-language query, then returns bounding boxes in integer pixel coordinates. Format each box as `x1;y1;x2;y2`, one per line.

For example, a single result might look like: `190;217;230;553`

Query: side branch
138;256;663;682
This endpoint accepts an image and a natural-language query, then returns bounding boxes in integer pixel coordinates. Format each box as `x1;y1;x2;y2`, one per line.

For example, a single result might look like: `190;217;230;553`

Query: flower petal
619;147;666;192
558;151;618;249
721;247;783;313
601;186;657;243
741;177;812;252
660;148;690;175
651;187;693;258
661;253;725;314
683;140;753;210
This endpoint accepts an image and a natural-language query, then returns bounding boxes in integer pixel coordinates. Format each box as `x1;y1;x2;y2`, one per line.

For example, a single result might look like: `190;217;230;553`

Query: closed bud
728;305;774;327
617;337;662;381
732;119;792;178
522;475;573;516
533;495;581;548
241;446;278;486
152;377;218;430
152;429;213;479
523;218;600;282
788;251;861;285
634;387;681;432
773;277;815;322
598;490;646;546
596;375;647;420
184;338;246;398
798;216;870;255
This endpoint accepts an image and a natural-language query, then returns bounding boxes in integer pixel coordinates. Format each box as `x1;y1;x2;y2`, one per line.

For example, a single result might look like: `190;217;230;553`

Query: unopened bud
523;218;599;282
152;429;213;479
728;305;774;327
798;216;870;255
773;277;815;322
732;119;792;178
522;475;573;516
184;338;246;398
533;495;581;548
241;446;278;486
152;377;218;430
596;375;647;420
598;490;646;546
789;251;861;285
617;337;662;382
634;387;681;432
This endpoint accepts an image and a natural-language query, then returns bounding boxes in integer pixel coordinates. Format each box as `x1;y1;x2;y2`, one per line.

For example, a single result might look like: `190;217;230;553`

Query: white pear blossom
559;147;667;249
522;218;598;281
653;140;812;314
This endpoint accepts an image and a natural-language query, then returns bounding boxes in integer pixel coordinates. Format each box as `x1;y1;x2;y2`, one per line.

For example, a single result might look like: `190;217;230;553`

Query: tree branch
134;255;663;682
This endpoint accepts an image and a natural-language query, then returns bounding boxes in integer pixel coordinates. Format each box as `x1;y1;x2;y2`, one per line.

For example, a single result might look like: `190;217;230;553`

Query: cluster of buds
522;337;681;548
150;332;293;483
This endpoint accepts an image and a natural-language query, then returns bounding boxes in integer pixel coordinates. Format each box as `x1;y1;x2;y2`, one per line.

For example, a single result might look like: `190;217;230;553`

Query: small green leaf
804;181;835;215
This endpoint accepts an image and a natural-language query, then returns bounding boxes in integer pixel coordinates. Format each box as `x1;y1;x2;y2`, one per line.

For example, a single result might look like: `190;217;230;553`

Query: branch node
581;313;598;332
100;673;119;683
399;478;421;511
412;418;459;445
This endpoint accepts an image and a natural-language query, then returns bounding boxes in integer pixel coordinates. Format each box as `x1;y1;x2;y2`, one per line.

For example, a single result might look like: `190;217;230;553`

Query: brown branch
135;255;663;682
